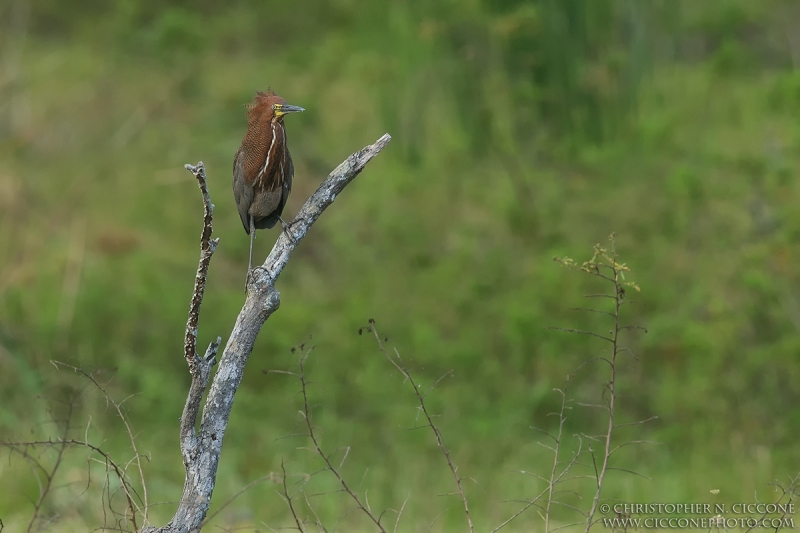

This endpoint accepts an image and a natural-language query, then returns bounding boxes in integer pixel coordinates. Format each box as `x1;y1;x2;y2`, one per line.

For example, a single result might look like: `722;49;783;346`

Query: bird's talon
245;266;270;291
279;217;303;244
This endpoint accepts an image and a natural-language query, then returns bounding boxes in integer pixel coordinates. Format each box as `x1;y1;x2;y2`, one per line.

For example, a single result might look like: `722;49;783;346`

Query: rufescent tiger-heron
232;89;304;284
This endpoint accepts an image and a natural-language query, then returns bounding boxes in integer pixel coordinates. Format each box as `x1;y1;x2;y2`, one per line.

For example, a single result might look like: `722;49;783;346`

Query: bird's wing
232;148;254;234
285;147;293;195
276;147;293;219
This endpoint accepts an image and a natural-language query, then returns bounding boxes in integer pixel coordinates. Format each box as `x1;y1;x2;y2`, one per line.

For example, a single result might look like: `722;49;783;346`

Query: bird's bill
277;104;305;116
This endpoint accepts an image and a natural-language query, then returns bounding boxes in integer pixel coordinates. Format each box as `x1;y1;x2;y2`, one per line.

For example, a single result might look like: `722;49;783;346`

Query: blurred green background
1;0;800;530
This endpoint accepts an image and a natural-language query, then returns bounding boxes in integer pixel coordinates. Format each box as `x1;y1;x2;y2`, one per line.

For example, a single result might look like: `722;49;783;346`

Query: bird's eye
272;104;277;110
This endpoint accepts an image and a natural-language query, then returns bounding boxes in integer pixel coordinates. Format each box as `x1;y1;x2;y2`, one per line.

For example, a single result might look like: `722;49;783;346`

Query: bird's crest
255;87;275;97
244;88;271;110
246;87;283;111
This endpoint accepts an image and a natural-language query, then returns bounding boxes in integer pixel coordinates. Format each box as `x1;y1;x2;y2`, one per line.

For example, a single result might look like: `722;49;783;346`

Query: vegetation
1;0;799;530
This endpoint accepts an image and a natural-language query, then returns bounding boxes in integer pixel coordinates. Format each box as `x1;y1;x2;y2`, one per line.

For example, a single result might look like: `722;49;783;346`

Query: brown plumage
233;89;304;278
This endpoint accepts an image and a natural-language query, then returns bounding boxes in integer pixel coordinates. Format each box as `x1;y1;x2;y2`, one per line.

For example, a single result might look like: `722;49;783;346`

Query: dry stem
367;321;474;533
298;353;387;533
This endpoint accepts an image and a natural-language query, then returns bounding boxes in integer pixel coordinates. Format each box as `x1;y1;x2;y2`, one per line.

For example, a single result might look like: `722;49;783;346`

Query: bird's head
248;89;304;123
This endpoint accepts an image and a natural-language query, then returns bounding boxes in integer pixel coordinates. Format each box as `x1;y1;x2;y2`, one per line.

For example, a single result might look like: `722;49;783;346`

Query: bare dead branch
143;134;390;533
184;161;219;376
179;161;222;470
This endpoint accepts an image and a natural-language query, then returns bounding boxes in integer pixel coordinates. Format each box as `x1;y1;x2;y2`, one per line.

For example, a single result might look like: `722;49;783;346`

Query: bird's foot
245;265;270;291
279;216;306;245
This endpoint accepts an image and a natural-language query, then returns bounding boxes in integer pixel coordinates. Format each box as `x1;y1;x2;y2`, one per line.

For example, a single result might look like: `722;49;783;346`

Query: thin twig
25;405;71;533
583;238;621;533
490;436;582;533
545;389;569;533
368;323;474;533
744;472;800;533
393;494;409;533
4;438;139;530
281;460;306;532
51;362;150;526
613;416;658;429
547;327;613;344
202;474;275;527
298;354;387;533
568;307;615;318
302;489;326;533
549;236;650;533
608;440;659;457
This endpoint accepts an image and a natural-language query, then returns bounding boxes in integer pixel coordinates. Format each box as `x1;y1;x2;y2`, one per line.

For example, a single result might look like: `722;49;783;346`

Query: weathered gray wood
143;133;391;533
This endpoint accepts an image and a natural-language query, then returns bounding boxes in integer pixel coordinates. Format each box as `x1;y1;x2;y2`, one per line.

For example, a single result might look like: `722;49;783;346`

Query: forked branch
143;133;390;533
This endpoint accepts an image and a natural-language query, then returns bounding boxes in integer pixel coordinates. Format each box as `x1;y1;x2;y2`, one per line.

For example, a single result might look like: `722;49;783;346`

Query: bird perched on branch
233;89;304;283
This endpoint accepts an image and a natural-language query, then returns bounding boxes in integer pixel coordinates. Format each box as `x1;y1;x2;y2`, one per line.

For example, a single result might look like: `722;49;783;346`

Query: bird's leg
249;216;256;271
245;217;256;290
246;217;271;290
